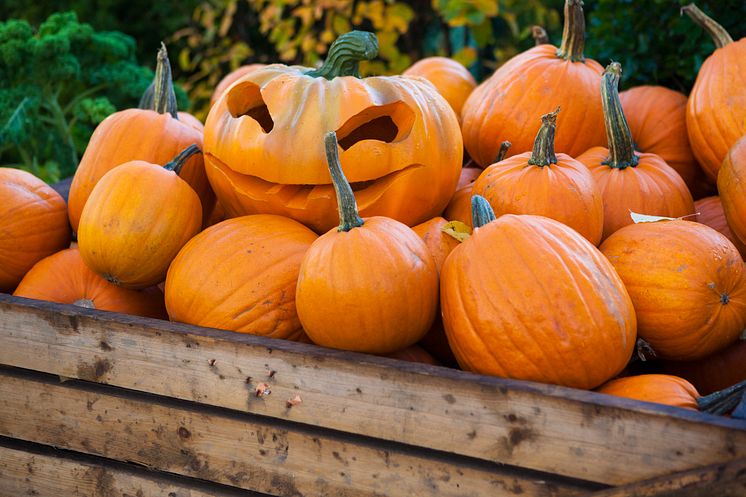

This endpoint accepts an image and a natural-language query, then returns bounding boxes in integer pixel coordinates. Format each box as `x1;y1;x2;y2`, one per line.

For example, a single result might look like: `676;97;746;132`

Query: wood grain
1;295;745;486
0;368;592;497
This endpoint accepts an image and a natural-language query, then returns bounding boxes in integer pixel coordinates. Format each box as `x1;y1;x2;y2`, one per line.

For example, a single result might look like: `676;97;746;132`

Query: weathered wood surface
0;437;258;497
588;457;746;497
0;368;594;497
1;295;745;487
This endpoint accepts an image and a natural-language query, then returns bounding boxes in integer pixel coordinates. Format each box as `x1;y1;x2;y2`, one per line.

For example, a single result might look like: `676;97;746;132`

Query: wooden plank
0;368;594;497
0;437;259;497
1;295;745;486
588;457;746;497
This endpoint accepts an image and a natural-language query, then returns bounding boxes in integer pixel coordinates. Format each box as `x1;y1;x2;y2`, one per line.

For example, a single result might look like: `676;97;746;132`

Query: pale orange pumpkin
403;57;476;121
211;64;266;106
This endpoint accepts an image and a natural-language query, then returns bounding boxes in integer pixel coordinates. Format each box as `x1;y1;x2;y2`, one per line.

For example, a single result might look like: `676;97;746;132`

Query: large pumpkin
683;4;746;180
165;215;317;340
403;57;476;121
718;136;746;249
600;220;746;361
577;63;694;240
0;168;70;292
440;196;636;389
461;0;605;166
204;31;462;234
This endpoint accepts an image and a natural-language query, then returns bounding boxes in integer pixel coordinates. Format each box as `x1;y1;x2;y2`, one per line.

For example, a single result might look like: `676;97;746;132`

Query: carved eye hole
226;81;274;133
336;101;415;151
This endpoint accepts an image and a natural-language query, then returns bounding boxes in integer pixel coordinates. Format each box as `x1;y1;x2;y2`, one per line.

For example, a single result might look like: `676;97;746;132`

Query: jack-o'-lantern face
204;31;463;233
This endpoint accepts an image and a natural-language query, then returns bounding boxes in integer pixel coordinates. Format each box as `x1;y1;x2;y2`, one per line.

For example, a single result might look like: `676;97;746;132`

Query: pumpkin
418;319;458;368
440;196;636;389
78;146;203;289
385;345;439;366
472;109;604;245
619;85;713;198
68;44;212;232
683;4;746;181
0;168;70;292
461;0;605;166
695;196;746;256
14;248;167;319
657;340;746;395
718;136;746;249
211;64;265;106
204;31;462;234
600;220;746;361
411;217;469;274
403;57;476;121
295;132;439;354
576;63;694;240
165;214;317;340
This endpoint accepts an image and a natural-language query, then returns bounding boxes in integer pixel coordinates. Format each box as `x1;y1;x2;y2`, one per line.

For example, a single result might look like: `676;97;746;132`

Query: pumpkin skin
600;220;746;360
443;167;482;227
165;215;317;340
411;217;464;273
403;57;476;121
718;136;746;249
78;148;203;289
658;340;746;395
211;64;266;106
596;375;699;410
695;196;746;256
461;0;605;166
683;4;746;180
385;345;439;366
441;203;637;389
204;31;462;234
14;248;167;319
0;168;70;292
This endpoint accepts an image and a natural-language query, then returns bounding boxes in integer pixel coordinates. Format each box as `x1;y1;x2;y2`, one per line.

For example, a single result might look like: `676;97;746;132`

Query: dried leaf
629;211;697;224
286;395;303;407
441;220;472;242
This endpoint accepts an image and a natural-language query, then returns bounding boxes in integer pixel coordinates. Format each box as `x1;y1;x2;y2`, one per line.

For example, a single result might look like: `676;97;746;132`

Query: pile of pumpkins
2;1;745;414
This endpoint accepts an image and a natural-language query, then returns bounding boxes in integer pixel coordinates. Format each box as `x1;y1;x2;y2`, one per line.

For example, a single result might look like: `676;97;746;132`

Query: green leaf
0;96;29;143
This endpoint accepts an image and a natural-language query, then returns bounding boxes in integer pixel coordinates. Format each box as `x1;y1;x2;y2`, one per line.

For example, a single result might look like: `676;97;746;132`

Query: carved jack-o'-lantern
203;31;463;233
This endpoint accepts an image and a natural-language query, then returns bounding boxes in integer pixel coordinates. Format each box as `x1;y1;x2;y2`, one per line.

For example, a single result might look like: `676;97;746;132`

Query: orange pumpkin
619;85;713;198
385;345;439;366
14;248;167;319
577;63;694;240
78;146;203;289
211;64;266;106
718;136;746;249
165;215;317;340
403;57;476;121
461;0;605;166
683;4;746;180
695;196;746;256
600;220;746;360
596;375;700;410
440;196;636;389
0;168;70;292
472;109;604;245
411;217;468;274
68;44;212;232
658;340;746;395
204;31;462;234
295;132;439;354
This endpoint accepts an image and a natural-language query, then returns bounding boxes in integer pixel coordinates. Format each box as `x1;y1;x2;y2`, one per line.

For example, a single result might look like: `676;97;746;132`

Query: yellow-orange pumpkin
403;57;476;121
211;64;266;106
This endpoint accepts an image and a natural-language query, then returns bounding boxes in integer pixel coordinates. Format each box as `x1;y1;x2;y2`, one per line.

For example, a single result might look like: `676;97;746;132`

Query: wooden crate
1;293;745;497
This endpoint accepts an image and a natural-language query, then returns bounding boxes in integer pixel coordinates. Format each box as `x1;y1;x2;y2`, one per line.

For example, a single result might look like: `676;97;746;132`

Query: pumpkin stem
138;42;178;119
601;62;639;169
697;379;746;415
471;195;496;229
495;141;512;163
532;26;550;46
73;298;96;309
682;4;733;49
527;109;559;167
325;131;364;232
164;144;202;175
556;0;586;62
305;31;378;80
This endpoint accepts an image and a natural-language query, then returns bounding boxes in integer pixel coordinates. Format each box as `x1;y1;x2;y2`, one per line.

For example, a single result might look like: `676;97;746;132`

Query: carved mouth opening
336;101;415;150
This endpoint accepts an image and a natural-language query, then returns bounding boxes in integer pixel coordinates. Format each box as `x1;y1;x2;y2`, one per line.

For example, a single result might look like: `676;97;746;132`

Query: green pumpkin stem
532;26;550;46
527;109;559;167
164;144;201;175
471;195;496;229
682;4;733;49
305;31;379;80
601;62;639;169
556;0;586;62
325;131;364;232
138;42;178;118
697;379;746;415
495;141;512;163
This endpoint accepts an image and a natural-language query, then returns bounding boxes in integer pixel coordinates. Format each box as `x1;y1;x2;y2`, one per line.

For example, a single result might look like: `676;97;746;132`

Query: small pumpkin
211;64;266;106
78;146;203;289
461;0;605;166
657;340;746;395
418;319;458;368
718;136;746;249
295;132;439;354
695;196;746;256
385;345;439;366
472;109;604;245
683;4;746;180
165;215;317;340
0;168;70;292
14;248;167;319
576;63;694;240
600;220;746;360
440;196;636;389
412;217;469;274
403;57;476;121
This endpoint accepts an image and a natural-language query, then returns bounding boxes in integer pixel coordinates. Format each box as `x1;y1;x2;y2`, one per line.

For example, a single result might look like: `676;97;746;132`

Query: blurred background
1;0;745;182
